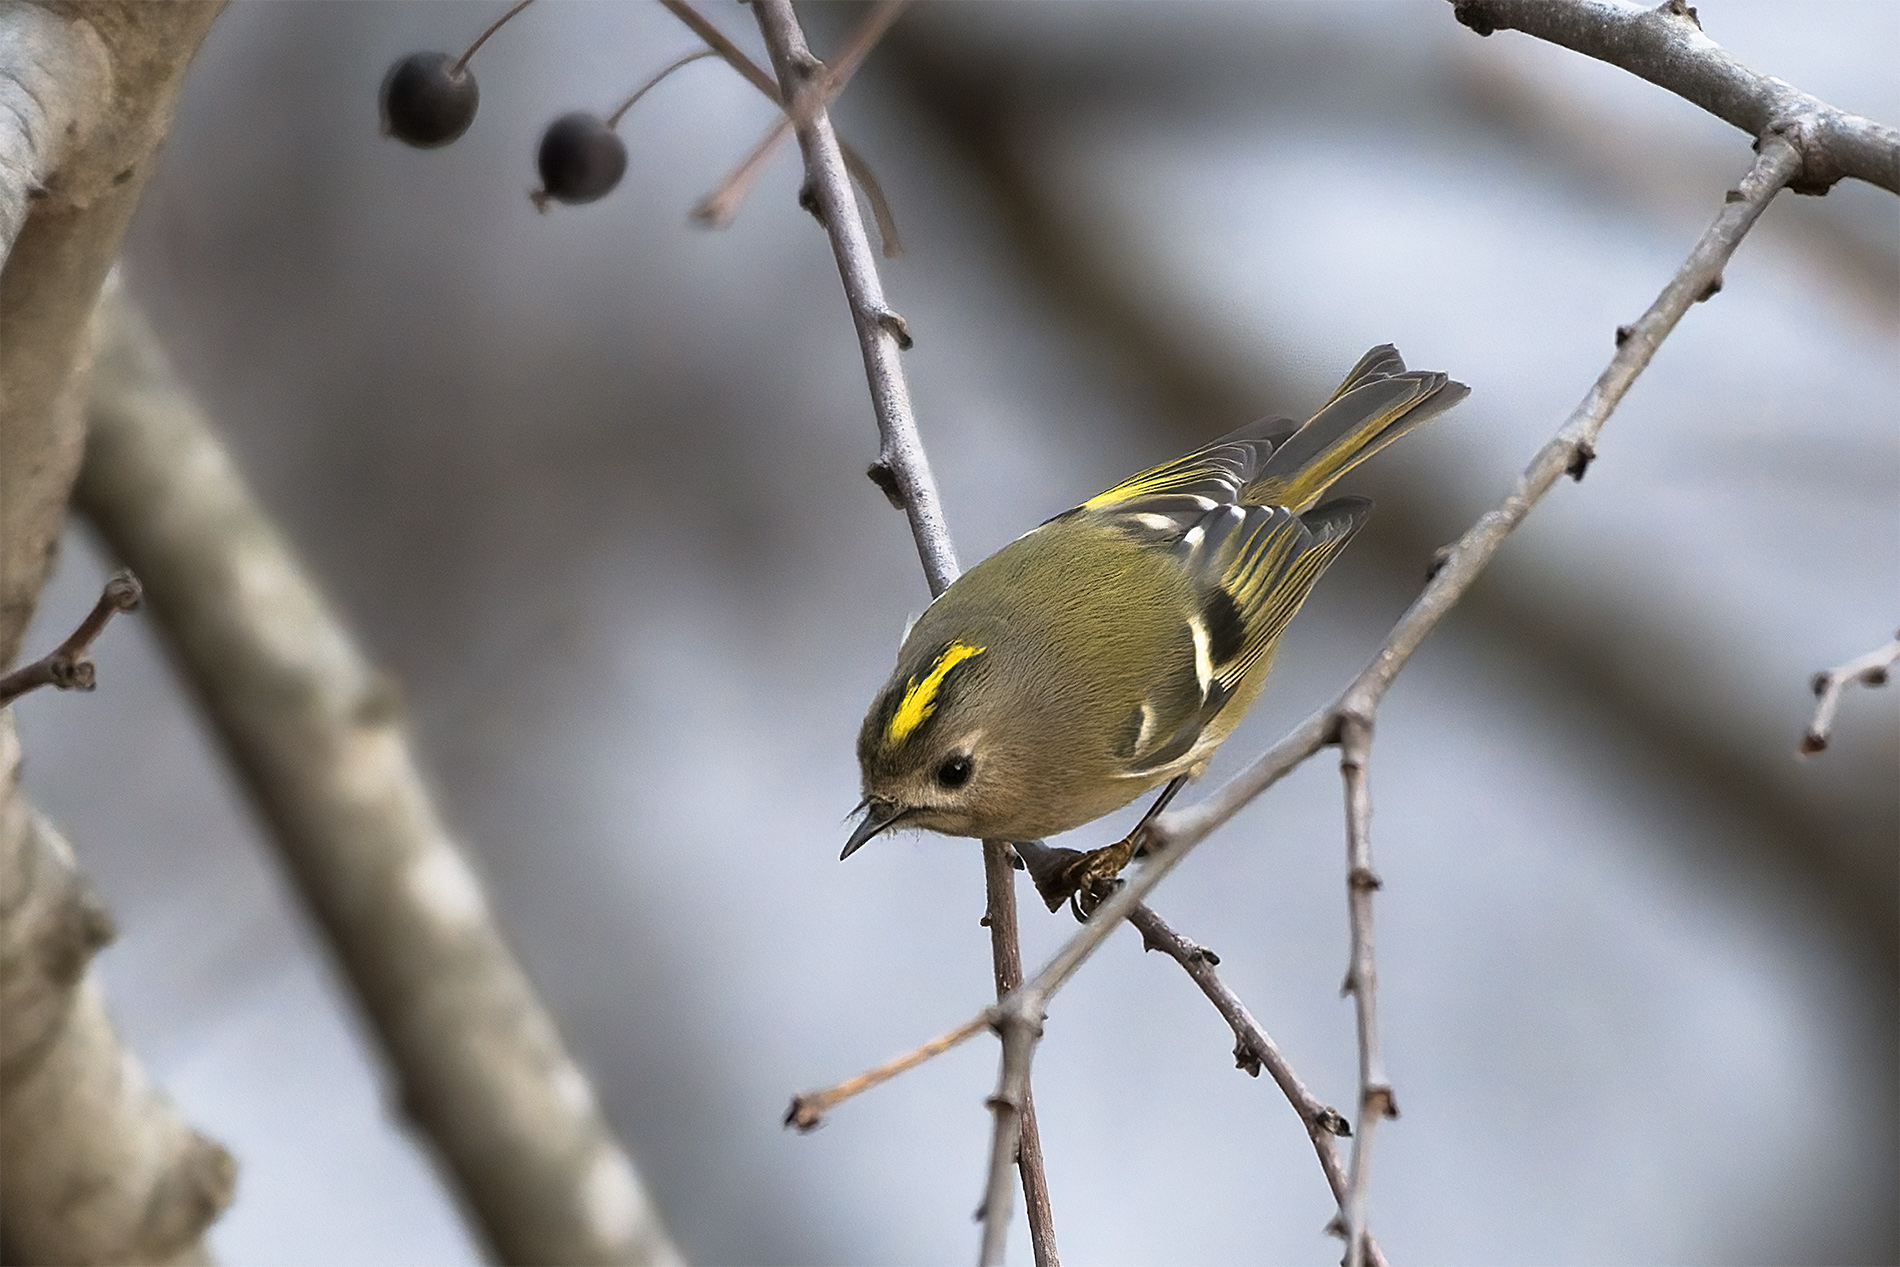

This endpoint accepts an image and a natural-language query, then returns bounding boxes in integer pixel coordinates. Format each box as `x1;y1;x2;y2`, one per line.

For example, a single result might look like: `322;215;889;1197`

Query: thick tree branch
76;287;681;1267
1;0;218;672
1450;0;1900;194
0;1;108;266
2;8;232;1262
1;714;235;1265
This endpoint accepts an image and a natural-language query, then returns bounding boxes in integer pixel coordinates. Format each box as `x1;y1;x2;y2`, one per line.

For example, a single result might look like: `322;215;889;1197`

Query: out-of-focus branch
1124;903;1385;1267
0;714;235;1265
0;0;216;671
0;2;106;265
747;4;1061;1262
76;287;682;1267
1802;632;1900;756
2;8;230;1262
1450;0;1900;195
0;572;141;707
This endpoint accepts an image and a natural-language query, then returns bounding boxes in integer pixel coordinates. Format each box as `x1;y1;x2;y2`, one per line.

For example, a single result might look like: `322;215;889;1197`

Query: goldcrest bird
845;345;1467;895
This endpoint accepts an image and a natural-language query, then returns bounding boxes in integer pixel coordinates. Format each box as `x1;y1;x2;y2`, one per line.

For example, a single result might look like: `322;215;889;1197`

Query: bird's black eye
936;755;973;788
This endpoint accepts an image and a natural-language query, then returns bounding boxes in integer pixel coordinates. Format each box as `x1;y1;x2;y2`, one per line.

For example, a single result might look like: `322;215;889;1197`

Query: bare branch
983;841;1058;1267
1125;903;1388;1267
1171;136;1804;857
750;0;955;593
657;0;778;99
1801;631;1900;755
1450;0;1900;194
1335;717;1394;1267
749;4;1063;1259
77;287;682;1267
0;572;141;706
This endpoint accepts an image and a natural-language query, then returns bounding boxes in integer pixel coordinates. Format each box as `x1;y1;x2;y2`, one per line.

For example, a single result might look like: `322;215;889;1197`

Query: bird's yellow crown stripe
887;642;985;745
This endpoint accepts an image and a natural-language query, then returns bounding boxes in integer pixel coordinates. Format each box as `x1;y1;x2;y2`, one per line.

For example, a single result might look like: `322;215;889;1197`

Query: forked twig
0;572;141;707
1801;631;1900;755
1126;903;1387;1267
695;2;907;236
1451;0;1900;194
660;0;905;256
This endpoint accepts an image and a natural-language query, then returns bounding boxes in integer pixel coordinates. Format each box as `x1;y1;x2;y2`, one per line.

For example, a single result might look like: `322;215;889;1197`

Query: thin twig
748;2;1054;1261
0;572;141;707
657;0;777;99
450;0;535;77
695;2;907;232
1335;717;1392;1267
747;2;954;591
983;842;1059;1267
606;48;719;129
786;1013;994;1131
660;0;905;256
1125;904;1388;1267
1801;631;1900;755
1449;0;1900;194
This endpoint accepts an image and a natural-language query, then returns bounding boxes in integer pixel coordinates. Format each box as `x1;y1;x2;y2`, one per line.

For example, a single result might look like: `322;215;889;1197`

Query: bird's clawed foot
1013;836;1137;922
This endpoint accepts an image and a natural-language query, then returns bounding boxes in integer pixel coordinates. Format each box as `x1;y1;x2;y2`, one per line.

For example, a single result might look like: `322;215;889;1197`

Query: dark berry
535;113;628;207
381;52;479;149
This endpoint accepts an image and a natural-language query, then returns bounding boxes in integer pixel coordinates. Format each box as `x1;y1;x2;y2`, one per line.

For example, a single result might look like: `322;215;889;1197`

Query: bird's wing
1075;416;1298;513
1114;497;1371;775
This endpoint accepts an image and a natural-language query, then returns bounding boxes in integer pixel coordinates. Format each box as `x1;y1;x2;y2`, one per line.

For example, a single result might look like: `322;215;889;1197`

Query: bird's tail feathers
1247;346;1468;511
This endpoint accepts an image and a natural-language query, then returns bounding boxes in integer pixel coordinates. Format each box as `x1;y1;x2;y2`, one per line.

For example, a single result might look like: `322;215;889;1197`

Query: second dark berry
536;113;628;206
381;52;479;149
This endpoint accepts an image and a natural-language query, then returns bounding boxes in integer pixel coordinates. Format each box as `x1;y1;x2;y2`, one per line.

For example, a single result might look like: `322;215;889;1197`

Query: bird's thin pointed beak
841;800;910;860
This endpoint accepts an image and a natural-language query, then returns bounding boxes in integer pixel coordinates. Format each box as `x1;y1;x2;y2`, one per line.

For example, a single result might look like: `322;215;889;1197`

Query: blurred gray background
12;1;1897;1263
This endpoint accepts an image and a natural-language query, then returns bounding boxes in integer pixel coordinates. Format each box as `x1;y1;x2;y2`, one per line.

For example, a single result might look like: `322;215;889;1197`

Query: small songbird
845;346;1467;907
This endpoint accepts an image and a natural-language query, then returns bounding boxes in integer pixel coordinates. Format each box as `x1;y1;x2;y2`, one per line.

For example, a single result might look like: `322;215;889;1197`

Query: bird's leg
1012;777;1190;920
